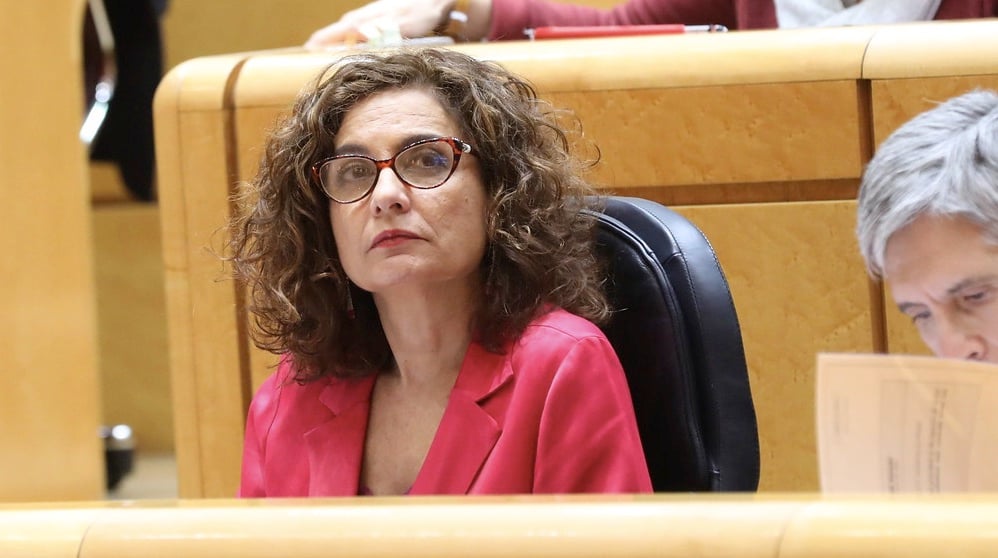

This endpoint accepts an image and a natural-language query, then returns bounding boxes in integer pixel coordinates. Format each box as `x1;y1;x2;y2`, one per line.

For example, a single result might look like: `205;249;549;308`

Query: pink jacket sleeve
532;335;653;493
238;369;284;497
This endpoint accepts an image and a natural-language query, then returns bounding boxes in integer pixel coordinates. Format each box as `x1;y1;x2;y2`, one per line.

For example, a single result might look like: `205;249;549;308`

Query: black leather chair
588;196;760;491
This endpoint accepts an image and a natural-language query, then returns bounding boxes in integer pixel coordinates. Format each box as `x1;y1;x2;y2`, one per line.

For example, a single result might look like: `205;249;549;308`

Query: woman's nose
369;167;410;213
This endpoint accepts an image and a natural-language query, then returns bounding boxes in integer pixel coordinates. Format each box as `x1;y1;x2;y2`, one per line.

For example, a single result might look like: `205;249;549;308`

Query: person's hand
305;0;454;48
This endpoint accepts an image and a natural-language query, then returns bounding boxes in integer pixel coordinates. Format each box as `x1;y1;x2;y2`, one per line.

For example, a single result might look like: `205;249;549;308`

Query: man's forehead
884;215;998;298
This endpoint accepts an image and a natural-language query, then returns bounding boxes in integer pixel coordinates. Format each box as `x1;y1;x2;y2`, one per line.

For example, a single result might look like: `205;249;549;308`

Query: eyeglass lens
319;139;458;202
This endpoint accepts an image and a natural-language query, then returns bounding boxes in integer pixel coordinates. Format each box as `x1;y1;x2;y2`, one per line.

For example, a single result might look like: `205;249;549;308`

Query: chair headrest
590;196;760;491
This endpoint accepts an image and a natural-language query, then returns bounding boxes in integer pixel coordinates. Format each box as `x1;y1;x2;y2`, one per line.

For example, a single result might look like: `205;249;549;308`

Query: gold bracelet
442;0;472;41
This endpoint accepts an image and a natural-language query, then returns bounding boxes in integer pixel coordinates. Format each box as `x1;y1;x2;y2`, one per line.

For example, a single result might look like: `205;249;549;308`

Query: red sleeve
532;335;653;493
488;0;743;40
934;0;998;18
238;366;286;497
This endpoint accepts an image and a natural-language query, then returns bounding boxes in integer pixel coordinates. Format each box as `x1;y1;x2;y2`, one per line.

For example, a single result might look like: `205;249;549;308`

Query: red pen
525;24;728;40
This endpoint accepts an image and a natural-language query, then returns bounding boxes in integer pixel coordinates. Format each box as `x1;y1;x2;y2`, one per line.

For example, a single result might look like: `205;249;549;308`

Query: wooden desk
154;20;998;498
4;495;998;557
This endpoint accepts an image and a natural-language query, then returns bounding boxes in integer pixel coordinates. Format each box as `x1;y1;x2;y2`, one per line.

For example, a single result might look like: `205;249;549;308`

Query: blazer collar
452;340;514;404
303;375;376;496
412;341;513;494
302;341;514;496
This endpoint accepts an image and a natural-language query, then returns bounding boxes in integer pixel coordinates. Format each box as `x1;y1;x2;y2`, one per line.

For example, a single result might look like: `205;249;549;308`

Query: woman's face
327;87;488;296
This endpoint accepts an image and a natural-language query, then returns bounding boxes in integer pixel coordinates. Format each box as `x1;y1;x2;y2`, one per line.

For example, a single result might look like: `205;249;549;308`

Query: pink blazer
239;308;653;497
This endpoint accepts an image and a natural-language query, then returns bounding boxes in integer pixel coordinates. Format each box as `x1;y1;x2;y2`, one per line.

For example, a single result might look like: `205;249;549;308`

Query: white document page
816;353;998;492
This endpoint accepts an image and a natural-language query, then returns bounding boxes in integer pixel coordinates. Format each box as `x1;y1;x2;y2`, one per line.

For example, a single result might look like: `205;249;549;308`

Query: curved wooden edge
780;496;998;557
862;19;998;80
153;53;261;283
155;54;260;113
462;26;874;93
154;53;258;499
232;25;876;108
5;496;998;557
231;19;998;107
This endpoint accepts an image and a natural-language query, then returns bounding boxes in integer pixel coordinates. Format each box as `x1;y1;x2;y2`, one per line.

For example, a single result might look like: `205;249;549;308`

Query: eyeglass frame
311;136;476;204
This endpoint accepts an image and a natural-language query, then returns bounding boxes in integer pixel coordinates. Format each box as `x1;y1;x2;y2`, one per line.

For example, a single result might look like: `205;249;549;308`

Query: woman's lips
370;229;421;249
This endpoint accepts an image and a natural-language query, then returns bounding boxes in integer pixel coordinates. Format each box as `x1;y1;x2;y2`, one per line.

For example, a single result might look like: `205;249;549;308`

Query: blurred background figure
305;0;995;46
83;0;169;201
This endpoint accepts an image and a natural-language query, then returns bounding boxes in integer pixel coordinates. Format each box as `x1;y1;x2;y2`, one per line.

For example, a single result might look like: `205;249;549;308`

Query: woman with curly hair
231;48;651;497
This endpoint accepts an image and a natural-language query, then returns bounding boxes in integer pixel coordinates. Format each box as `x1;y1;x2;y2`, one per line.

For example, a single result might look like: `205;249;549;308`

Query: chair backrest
588;196;760;492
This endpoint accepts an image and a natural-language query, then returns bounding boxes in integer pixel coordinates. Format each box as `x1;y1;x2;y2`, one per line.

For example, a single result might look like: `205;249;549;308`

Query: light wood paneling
861;19;998;81
674;200;872;491
465;25;875;90
6;496;998;557
777;496;998;558
546;81;863;188
0;505;100;558
155;54;257;498
93;204;173;452
90;163;133;203
869;76;998;150
0;1;104;501
78;498;796;557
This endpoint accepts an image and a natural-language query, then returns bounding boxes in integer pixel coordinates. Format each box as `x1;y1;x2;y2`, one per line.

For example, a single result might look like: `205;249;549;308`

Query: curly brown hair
229;48;610;381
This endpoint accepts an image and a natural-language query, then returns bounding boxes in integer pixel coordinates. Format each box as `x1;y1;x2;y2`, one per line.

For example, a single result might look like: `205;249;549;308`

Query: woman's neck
373;278;479;386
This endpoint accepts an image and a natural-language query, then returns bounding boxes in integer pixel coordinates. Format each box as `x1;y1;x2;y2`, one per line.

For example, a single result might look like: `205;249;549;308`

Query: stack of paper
816;353;998;492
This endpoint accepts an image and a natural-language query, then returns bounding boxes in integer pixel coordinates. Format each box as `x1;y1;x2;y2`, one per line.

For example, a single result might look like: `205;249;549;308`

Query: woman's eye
416;154;447;168
404;146;450;169
338;162;373;181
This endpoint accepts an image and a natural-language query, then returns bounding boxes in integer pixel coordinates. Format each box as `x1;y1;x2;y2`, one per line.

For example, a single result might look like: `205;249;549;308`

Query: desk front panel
675;200;871;491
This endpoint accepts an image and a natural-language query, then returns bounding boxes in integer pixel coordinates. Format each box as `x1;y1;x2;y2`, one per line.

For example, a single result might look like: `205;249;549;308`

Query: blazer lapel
303;375;376;496
411;343;513;495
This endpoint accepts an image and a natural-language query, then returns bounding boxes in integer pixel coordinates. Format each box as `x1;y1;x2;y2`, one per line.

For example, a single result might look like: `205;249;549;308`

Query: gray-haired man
857;89;998;363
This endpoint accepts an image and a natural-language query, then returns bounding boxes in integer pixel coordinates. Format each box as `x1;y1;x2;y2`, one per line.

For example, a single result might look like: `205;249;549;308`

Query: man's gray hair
856;89;998;278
